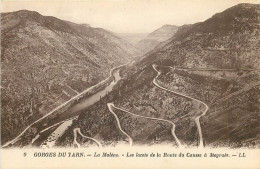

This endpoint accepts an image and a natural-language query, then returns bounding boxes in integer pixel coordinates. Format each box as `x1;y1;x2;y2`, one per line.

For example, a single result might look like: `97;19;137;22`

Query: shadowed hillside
1;10;139;144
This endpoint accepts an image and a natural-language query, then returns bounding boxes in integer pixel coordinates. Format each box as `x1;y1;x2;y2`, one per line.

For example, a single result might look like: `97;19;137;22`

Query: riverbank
2;61;131;148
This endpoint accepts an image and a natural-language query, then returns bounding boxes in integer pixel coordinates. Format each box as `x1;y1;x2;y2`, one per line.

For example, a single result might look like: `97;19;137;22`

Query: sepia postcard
1;0;260;168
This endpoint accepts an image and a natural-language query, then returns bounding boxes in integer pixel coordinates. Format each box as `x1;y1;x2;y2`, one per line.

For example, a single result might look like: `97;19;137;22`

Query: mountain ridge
136;24;179;54
1;9;139;144
138;3;260;69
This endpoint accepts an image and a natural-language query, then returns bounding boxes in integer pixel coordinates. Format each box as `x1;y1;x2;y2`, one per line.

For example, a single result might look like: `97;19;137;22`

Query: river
62;68;121;117
36;68;123;148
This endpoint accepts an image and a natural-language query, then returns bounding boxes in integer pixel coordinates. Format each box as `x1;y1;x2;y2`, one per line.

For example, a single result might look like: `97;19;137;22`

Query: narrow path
65;84;79;94
40;122;64;134
40;117;77;134
73;129;81;148
152;64;209;148
73;128;102;148
177;68;260;71
108;103;183;148
107;103;133;146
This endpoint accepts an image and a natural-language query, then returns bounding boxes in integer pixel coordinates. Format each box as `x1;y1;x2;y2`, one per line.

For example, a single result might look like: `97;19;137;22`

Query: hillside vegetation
1;10;139;144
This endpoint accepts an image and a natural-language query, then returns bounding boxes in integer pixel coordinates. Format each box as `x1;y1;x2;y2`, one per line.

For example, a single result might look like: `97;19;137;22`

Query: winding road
107;103;133;146
152;64;209;148
107;103;183;147
73;128;102;148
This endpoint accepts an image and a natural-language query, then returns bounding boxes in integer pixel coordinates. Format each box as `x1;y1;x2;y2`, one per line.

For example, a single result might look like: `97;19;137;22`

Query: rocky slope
136;25;178;54
141;3;260;69
1;10;139;145
57;3;260;148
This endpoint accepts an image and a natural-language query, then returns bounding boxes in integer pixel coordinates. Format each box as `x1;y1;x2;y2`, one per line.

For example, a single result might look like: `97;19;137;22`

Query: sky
1;0;260;33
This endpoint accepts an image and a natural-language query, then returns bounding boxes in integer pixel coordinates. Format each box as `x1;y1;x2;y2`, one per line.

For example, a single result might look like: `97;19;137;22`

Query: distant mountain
0;10;138;144
136;25;178;54
117;33;148;46
57;4;260;148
